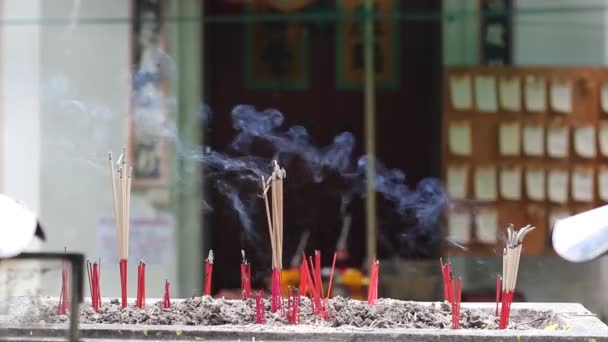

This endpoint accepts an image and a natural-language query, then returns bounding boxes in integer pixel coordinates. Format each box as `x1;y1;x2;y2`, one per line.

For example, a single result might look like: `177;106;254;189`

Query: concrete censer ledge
1;297;607;341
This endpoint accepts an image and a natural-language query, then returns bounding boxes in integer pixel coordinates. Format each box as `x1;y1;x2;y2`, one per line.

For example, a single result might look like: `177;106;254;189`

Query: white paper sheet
475;209;498;244
547;126;569;158
548;169;569;204
448;121;472;156
601;82;608;114
523;125;544;156
499;167;522;200
474;75;498;112
447;165;468;199
499;121;521;156
549;80;573;114
549;209;571;232
525;168;546;201
573;126;596;158
571;168;594;202
499;77;521;112
448;211;471;244
474;166;497;201
599;125;608;157
524;76;546;112
599;167;608;202
449;75;473;111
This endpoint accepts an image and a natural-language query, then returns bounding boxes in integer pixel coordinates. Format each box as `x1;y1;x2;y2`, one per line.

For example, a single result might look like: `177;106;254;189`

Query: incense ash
31;296;556;330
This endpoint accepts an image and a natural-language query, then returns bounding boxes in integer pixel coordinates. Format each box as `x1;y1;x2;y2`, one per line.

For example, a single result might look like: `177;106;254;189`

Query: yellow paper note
524;76;546;112
448;121;472;156
525;168;545;201
601;82;608;114
447;165;468;199
548;169;569;204
449;75;473;111
474;75;498;112
475;208;498;244
598;167;608;202
500;167;522;200
448;211;471;244
474;166;497;201
598;124;608;157
522;125;544;156
573;126;596;158
571;167;594;203
547;126;569;158
499;121;521;156
499;77;521;112
549;80;573;114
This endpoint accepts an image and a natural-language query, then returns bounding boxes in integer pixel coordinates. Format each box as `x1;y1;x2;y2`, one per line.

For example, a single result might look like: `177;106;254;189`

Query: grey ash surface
33;296;554;330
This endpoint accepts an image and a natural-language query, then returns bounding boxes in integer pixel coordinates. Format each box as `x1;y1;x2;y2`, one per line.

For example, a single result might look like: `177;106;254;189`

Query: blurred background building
0;0;606;323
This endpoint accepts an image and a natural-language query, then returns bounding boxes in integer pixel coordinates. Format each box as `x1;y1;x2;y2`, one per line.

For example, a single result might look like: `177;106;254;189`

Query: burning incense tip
206;250;214;264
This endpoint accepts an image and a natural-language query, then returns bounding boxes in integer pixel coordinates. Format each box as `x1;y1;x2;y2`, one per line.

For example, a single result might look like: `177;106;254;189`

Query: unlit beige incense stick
109;149;132;261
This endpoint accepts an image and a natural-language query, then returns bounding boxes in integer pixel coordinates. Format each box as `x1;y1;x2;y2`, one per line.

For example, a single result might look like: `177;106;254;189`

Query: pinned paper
547;126;569;158
474;75;498;112
449;75;473;111
549;80;573;114
573;126;596;158
474;166;497;201
599;167;608;202
499;167;522;200
525;168;546;201
601;82;608;114
598;124;608;157
571;167;594;202
498;77;521;112
548;209;570;232
499;121;521;156
448;121;472;156
448;211;471;244
547;169;569;204
524;76;546;112
523;125;544;156
475;208;498;244
447;165;468;199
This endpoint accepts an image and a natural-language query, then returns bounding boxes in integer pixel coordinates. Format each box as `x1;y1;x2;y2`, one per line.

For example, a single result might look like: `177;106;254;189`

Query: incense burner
1;297;607;341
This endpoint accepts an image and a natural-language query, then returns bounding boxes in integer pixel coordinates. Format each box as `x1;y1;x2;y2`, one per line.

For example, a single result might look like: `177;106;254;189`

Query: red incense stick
136;261;146;308
452;278;462;329
255;290;266;324
204;250;214;296
240;250;251;300
495;276;502;316
163;280;171;308
326;252;337;299
119;258;127;308
299;255;308;296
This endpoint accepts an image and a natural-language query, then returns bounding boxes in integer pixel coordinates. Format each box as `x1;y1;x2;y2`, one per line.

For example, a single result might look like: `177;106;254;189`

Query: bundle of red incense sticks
163;280;171;308
261;161;286;313
440;258;463;329
58;257;70;315
109;150;132;309
136;261;146;308
440;257;453;302
204;250;214;296
86;259;102;311
367;259;379;305
240;250;251;299
499;224;535;329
